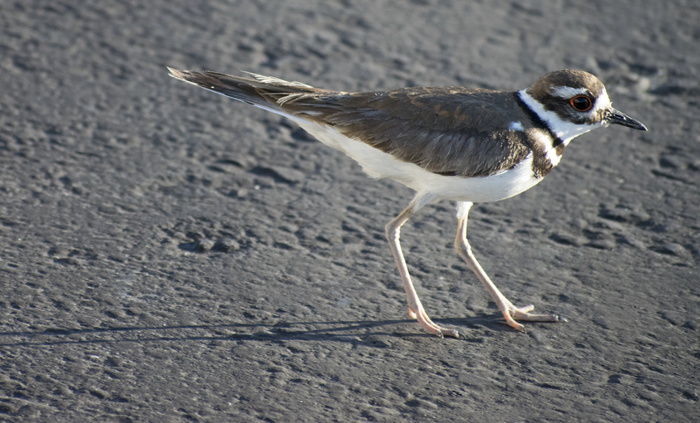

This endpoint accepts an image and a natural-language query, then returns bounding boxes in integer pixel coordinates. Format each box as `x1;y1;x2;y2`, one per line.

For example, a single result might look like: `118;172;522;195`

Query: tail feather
167;67;328;112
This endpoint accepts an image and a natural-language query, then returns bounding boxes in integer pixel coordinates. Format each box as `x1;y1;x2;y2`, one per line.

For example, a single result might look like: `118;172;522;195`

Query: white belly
298;121;543;203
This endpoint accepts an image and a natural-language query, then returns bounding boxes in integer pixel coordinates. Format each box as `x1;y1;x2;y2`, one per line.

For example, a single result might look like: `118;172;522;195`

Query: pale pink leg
454;201;565;331
385;195;460;338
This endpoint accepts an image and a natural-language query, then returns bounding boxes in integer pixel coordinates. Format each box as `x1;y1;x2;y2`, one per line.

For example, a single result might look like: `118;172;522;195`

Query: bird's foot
408;307;460;338
501;303;567;332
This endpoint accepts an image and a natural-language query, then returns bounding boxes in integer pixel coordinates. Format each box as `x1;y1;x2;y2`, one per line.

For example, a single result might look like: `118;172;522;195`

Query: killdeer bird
168;67;647;338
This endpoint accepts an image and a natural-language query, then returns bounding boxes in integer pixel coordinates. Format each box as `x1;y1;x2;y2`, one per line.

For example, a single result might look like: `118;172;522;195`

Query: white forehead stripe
509;121;524;131
591;87;611;114
550;86;589;98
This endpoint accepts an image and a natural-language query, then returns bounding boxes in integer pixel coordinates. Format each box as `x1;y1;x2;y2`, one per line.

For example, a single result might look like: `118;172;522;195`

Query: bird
167;66;647;338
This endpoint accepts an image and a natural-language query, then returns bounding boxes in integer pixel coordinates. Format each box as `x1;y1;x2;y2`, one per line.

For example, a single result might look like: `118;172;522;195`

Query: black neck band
514;92;564;149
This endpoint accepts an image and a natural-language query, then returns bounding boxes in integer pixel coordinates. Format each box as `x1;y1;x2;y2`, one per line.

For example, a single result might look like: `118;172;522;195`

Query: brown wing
286;88;533;177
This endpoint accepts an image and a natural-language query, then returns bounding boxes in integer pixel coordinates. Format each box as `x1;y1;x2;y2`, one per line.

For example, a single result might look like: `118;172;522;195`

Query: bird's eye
569;95;593;112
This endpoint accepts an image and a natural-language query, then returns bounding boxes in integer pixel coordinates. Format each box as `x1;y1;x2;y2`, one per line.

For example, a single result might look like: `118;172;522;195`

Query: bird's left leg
385;194;460;338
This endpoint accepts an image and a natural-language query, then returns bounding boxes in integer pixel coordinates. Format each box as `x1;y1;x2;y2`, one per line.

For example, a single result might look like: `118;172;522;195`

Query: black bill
607;108;648;131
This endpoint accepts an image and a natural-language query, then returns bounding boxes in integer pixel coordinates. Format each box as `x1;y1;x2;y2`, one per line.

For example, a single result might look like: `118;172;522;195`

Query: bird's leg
386;196;460;338
454;202;565;332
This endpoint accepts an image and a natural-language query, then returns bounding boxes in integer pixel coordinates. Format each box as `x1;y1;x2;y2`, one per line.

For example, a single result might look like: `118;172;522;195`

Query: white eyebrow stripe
550;86;589;98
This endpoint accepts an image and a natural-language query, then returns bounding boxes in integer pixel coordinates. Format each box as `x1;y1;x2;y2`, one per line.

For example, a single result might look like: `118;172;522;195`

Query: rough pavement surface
1;1;698;421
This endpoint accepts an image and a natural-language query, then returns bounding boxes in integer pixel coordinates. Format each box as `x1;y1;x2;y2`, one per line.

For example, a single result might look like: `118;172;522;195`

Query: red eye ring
569;95;593;112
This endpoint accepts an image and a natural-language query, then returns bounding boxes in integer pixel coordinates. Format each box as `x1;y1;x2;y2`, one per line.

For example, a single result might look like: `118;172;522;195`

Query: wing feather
168;68;533;177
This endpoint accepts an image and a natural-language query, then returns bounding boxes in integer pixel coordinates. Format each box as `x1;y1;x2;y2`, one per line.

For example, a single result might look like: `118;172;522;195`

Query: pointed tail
167;67;327;111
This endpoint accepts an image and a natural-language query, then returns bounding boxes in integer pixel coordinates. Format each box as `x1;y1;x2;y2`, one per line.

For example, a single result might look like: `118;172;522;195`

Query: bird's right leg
453;201;565;331
385;195;460;338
